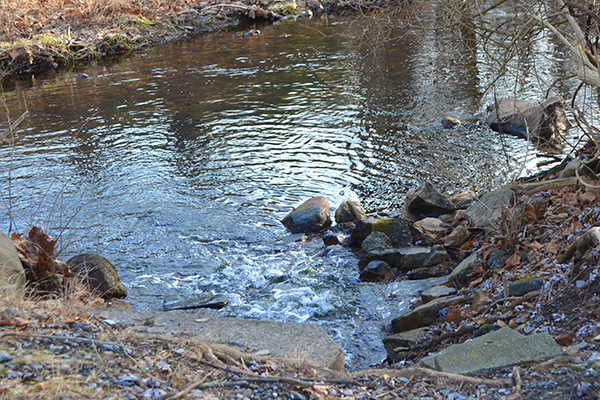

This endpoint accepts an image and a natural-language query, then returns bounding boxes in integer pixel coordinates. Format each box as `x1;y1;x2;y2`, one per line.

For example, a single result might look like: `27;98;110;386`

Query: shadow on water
0;15;579;370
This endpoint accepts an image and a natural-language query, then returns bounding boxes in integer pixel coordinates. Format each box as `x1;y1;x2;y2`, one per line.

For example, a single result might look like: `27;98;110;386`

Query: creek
0;15;579;370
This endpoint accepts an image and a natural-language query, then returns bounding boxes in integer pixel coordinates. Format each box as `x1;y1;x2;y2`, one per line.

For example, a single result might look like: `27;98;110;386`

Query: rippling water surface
0;15;579;370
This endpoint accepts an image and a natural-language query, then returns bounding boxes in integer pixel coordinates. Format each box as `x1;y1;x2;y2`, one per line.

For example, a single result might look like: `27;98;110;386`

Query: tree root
353;367;511;387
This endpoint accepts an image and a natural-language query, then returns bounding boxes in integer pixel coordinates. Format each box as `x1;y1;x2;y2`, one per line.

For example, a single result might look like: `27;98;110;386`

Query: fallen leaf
445;306;462;323
504;252;521;268
554;332;576;346
570;221;583;233
527;241;544;251
496;237;510;250
9;47;19;59
545;241;560;254
524;201;547;223
469;277;483;287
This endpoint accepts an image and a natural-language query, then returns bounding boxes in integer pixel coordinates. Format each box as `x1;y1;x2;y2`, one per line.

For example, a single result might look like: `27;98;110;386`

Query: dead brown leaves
0;0;204;42
11;226;73;294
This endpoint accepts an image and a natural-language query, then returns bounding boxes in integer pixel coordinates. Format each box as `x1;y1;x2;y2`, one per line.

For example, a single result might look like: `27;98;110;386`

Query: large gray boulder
0;231;25;291
486;96;571;144
416;327;563;375
465;187;515;229
282;196;331;234
96;308;345;371
405;182;456;219
66;253;127;299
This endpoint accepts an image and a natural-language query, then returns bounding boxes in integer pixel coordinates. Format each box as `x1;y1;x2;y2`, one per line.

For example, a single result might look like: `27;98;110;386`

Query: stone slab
449;252;479;283
416;327;563;375
95;308;345;371
465;187;515;229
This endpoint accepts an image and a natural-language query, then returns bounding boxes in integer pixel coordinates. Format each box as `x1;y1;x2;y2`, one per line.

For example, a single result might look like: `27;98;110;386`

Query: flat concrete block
416;327;563;375
96;308;345;371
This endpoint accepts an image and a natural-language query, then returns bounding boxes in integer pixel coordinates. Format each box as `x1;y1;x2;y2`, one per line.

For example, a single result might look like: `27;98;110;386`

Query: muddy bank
0;0;374;78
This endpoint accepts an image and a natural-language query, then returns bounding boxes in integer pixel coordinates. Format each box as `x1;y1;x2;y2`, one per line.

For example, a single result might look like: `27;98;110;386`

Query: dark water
0;16;578;370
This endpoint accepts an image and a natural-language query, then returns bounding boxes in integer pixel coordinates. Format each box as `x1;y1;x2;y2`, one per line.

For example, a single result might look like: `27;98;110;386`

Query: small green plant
270;1;297;16
134;17;156;28
98;33;131;55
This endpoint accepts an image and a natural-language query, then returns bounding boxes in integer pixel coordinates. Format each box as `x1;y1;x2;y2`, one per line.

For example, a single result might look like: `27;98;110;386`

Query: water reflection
0;16;578;370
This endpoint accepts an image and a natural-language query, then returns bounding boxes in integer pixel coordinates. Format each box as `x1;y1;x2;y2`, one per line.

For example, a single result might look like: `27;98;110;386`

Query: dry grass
0;0;202;42
0;0;224;76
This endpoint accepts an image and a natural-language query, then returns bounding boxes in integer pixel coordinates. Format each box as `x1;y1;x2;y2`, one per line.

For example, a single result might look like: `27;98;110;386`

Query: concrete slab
416;327;563;375
94;308;345;371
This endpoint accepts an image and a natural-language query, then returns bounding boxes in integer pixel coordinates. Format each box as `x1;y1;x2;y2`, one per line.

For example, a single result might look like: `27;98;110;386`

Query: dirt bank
0;0;368;78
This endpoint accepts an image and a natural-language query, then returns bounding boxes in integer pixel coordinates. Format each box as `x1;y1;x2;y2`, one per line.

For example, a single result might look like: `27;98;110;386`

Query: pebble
0;352;12;362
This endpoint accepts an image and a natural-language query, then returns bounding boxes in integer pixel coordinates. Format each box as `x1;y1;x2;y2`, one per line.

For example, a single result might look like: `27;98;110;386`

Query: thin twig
93;316;153;378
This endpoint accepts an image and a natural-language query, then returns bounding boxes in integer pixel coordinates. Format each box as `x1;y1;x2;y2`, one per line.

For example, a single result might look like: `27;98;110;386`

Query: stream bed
0;16;579;370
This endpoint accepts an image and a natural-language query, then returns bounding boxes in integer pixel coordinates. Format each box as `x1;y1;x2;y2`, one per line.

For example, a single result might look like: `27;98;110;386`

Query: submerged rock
66;253;127;299
162;294;228;311
322;233;344;246
486;96;571;144
405;182;456;219
282;196;332;234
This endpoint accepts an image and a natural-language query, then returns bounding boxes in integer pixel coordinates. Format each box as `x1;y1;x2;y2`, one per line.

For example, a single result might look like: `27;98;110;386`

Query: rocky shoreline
275;144;600;398
3;154;600;398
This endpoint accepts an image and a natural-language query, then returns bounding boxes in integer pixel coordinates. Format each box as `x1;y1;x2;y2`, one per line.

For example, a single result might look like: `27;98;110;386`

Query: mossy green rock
67;253;127;299
372;217;412;247
508;277;544;297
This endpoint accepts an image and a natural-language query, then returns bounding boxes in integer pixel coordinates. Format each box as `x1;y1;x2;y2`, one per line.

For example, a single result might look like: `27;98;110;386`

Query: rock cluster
281;171;600;377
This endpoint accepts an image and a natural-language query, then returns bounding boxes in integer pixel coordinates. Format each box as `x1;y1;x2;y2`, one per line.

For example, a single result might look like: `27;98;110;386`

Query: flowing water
0;15;579;370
